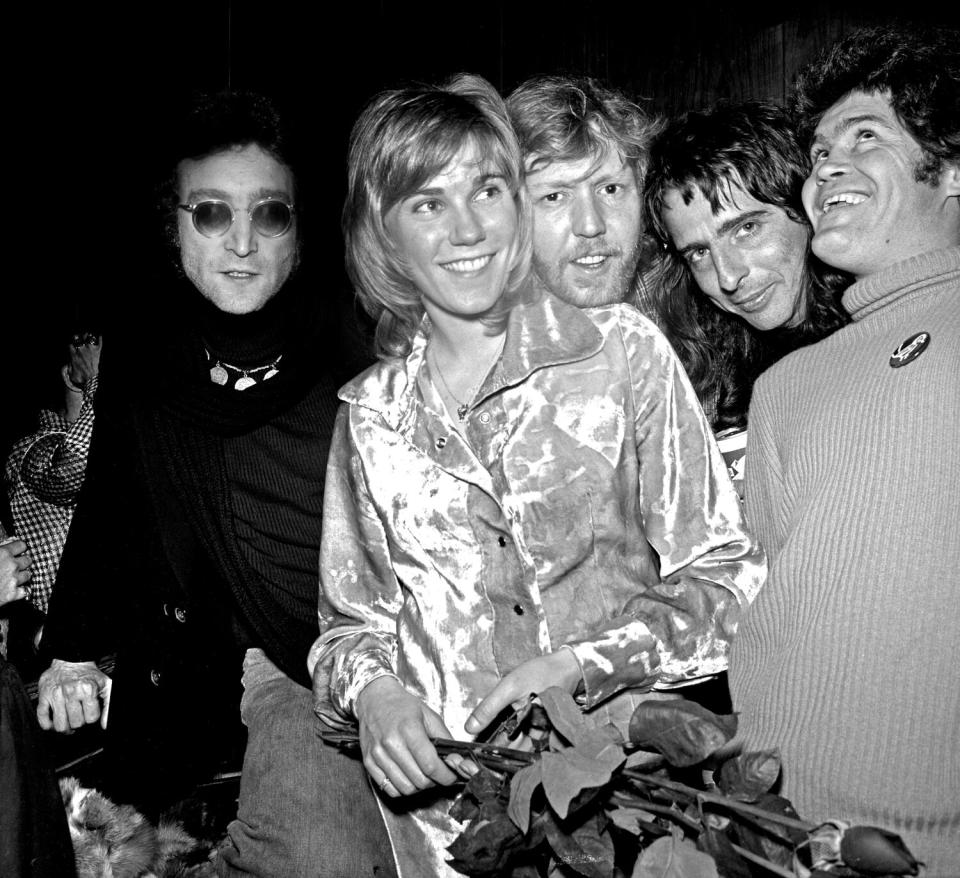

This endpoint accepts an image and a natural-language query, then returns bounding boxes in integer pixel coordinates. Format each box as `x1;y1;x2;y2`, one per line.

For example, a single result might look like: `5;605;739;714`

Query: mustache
568;238;624;260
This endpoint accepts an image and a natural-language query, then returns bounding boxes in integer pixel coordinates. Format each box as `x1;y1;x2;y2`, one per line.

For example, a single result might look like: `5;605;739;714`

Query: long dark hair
648;247;847;431
644;101;849;430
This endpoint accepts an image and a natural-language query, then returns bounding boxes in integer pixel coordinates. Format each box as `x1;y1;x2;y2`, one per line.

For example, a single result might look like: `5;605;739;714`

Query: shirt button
174;607;187;624
513;604;524;615
497;536;507;547
479;411;491;425
150;669;162;687
436;437;447;449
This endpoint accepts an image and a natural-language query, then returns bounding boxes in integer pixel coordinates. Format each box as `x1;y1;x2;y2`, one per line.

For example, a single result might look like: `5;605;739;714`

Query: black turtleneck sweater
225;372;339;658
42;276;347;690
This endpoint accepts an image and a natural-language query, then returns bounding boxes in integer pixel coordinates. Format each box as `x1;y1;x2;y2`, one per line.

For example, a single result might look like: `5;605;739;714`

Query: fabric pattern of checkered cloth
4;377;98;614
0;524;7;657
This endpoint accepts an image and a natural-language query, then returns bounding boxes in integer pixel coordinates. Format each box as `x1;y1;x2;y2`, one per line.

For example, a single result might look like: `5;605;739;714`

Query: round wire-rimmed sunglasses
177;198;295;238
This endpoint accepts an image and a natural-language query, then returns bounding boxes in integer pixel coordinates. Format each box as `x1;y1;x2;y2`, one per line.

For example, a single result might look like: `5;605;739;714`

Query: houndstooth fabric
4;377;97;614
0;524;7;657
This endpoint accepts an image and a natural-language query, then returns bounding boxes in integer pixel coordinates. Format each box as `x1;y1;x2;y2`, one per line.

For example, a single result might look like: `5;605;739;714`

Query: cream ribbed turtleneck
731;246;960;877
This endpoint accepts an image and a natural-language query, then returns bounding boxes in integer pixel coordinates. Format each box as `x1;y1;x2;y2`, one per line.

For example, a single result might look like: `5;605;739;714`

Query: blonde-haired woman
311;73;763;877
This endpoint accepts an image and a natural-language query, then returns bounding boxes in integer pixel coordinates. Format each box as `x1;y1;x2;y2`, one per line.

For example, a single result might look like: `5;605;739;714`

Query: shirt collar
338;285;605;429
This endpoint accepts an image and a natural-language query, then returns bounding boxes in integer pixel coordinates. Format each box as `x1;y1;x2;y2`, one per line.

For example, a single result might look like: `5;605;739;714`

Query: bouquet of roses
322;688;922;878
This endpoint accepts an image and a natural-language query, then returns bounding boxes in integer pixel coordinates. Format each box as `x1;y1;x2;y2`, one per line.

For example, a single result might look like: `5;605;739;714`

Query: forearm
19;387;97;505
312;409;407;728
564;544;761;708
599;317;766;699
311;630;398;729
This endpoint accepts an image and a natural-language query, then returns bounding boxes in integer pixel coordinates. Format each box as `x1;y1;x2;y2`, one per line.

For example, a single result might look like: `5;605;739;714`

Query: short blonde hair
343;73;531;358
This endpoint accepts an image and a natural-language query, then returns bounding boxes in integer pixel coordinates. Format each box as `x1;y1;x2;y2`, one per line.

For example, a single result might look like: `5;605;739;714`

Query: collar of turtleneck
842;246;960;322
148;275;325;437
193;283;289;368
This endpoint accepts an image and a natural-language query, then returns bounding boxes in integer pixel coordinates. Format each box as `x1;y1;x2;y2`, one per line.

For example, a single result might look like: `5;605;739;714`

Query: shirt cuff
565;618;662;709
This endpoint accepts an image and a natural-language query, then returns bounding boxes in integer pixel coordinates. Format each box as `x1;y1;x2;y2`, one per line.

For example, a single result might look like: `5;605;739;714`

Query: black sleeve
40;354;135;665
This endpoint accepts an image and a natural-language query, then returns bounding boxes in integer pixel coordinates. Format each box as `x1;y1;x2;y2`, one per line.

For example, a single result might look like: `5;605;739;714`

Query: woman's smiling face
384;139;520;323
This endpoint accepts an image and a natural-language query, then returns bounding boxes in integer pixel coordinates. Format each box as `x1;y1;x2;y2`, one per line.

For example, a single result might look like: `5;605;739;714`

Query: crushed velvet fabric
311;289;765;877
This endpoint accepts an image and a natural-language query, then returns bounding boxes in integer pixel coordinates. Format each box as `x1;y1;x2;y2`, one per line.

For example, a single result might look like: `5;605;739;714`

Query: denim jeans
214;648;397;878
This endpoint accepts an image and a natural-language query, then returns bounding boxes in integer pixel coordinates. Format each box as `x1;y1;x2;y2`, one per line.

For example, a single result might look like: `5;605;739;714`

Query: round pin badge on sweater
889;332;930;368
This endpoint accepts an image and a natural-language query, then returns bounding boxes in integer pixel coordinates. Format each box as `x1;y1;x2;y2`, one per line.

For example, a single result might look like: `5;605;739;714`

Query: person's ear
944;162;960;197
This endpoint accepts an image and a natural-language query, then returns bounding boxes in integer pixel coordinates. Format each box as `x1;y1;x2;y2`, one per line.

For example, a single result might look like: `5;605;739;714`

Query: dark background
4;0;957;463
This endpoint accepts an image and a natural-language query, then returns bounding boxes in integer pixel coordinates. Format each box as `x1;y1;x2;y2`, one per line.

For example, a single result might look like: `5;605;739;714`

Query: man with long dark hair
644;101;848;433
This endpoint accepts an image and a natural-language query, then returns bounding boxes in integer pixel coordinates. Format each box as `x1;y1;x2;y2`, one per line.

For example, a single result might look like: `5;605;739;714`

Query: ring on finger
379;776;392;791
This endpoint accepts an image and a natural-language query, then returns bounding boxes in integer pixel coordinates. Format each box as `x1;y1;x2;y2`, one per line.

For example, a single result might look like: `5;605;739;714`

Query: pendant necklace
429;336;505;421
206;350;283;391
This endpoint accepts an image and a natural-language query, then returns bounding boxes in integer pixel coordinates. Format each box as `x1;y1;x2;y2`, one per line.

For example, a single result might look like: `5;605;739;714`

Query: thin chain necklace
429;336;505;421
206;349;283;391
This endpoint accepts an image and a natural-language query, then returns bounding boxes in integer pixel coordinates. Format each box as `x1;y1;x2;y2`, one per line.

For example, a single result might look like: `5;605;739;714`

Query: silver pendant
234;375;256;391
457;404;469;421
210;364;229;386
263;367;279;381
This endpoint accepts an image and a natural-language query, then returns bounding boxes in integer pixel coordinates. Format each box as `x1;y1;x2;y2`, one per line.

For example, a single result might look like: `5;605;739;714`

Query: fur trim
59;777;215;878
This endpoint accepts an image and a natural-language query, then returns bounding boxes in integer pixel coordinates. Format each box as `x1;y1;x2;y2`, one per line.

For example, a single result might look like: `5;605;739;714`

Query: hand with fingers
66;332;103;389
36;659;112;733
464;648;583;746
0;537;33;607
355;675;464;798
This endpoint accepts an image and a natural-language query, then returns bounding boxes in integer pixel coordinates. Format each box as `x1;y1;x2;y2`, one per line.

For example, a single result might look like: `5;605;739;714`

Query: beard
532;236;642;308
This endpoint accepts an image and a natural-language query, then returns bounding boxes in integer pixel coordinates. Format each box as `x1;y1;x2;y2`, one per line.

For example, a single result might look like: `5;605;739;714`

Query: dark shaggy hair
643;101;848;430
158;91;298;247
792;24;960;184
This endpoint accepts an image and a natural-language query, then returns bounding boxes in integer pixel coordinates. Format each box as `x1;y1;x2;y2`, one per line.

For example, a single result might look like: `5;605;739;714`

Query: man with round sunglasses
179;197;295;239
34;91;394;876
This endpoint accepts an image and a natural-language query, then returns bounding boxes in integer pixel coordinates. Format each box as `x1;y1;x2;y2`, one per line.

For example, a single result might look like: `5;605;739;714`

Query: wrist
356;674;403;716
557;645;586;696
61;365;84;394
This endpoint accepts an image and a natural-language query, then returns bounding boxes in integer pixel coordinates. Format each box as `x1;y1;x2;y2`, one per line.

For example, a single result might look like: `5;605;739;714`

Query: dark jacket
40;283;342;807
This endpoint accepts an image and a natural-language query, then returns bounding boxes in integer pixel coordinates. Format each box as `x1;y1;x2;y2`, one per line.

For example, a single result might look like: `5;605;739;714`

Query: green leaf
632;835;720;878
541;742;626;819
450;786;480;824
526;806;555;850
446;811;526;877
450;768;510;823
508;763;544;834
545;810;615;878
727;793;805;869
696;827;751;878
608;806;661;837
716;750;781;802
628;701;737;767
625;750;665;771
539;686;593;746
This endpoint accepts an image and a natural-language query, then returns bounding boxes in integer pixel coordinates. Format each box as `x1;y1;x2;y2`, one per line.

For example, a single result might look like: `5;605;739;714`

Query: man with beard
506;75;740;715
507;76;659;311
33;91;394;877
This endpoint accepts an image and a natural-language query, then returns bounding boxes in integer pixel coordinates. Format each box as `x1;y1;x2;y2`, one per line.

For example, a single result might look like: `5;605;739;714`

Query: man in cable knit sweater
728;25;959;875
